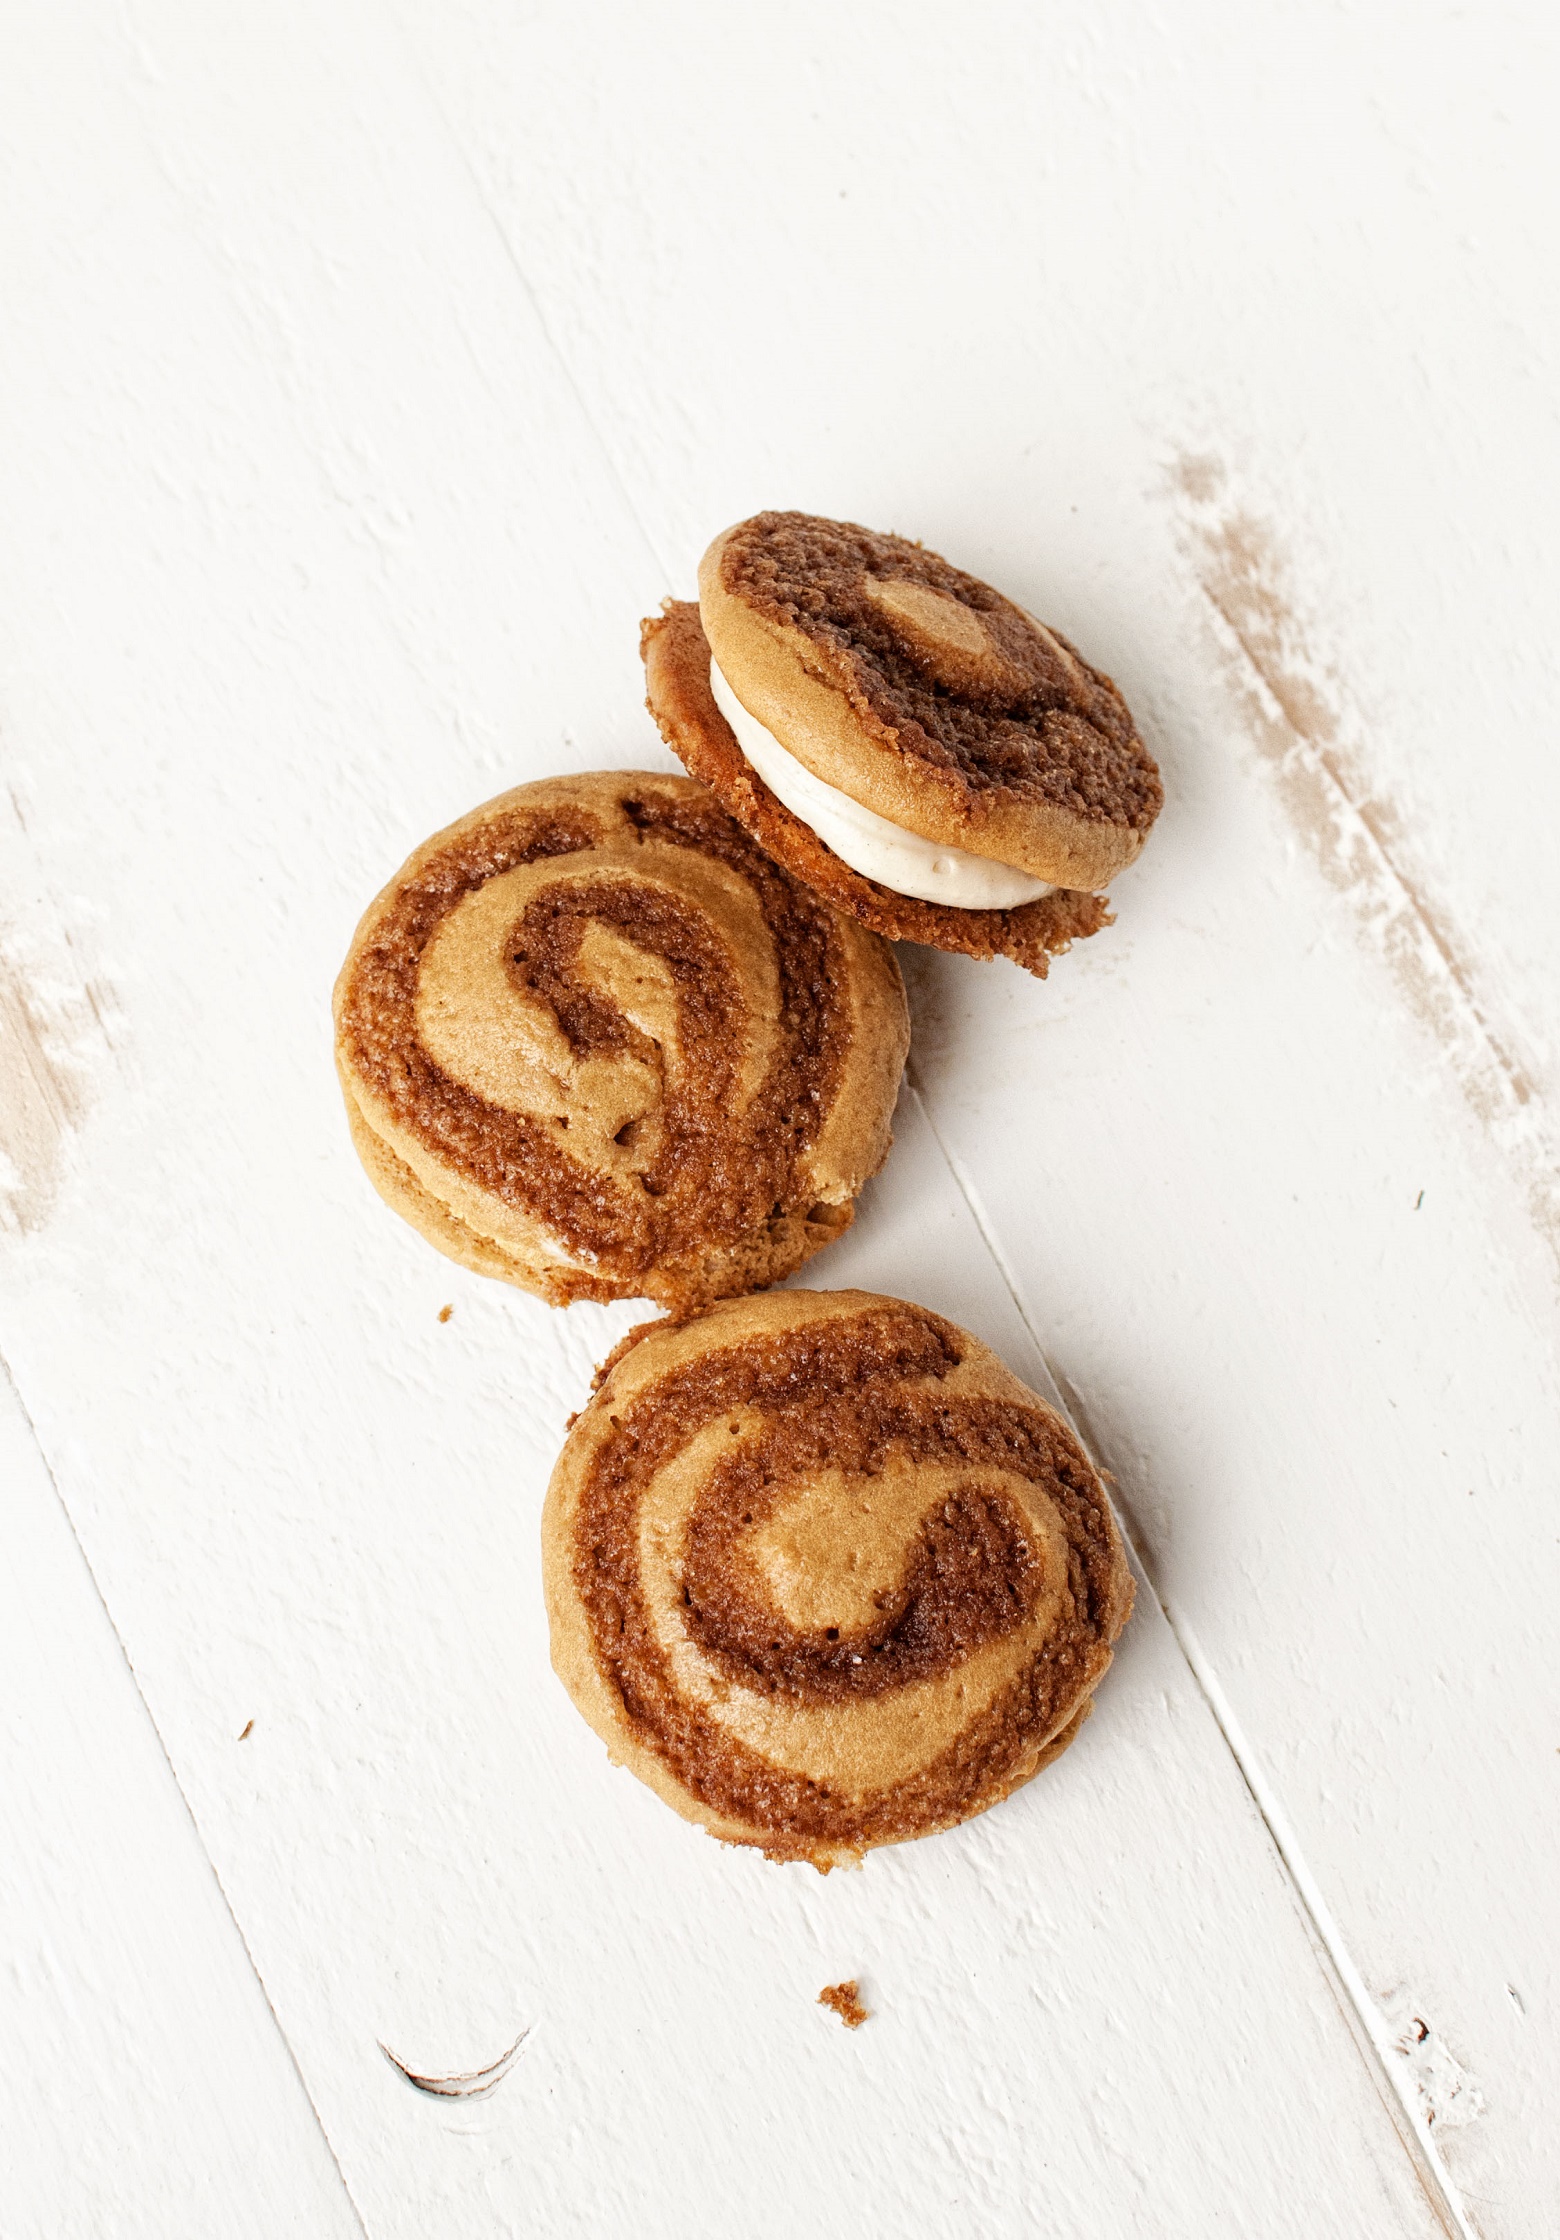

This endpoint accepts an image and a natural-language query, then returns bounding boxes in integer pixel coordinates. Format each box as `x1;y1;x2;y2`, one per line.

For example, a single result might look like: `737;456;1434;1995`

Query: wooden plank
394;5;1560;2229
0;1365;365;2240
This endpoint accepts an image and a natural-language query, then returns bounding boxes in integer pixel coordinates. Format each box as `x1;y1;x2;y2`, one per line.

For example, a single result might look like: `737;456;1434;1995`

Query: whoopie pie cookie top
699;511;1162;891
333;772;908;1314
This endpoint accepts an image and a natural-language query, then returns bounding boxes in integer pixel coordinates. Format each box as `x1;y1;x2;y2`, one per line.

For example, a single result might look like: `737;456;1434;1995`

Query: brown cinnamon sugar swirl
332;775;909;1313
543;1290;1133;1867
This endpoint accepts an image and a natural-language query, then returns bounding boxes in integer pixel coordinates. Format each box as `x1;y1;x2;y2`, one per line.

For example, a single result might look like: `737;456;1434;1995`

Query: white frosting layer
708;660;1051;911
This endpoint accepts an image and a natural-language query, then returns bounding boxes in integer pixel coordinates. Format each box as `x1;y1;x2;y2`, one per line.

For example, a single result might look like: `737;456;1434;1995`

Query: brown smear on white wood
1172;453;1560;1272
0;951;88;1235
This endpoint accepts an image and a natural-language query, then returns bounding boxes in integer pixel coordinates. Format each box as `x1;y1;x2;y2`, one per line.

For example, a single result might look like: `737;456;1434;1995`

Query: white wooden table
4;6;1557;2234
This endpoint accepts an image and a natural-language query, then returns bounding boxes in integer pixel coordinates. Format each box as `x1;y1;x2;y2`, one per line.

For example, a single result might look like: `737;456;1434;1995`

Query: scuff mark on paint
1171;452;1560;1268
378;2027;530;2100
1380;1993;1487;2132
0;948;99;1235
0;959;83;1228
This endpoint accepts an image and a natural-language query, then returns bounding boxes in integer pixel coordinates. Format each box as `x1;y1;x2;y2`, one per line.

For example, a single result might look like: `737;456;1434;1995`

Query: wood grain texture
1;0;1552;2232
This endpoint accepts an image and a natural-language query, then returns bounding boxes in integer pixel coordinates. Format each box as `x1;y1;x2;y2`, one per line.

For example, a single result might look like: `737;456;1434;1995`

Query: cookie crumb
438;1304;453;1323
238;1719;254;1741
819;1980;869;2029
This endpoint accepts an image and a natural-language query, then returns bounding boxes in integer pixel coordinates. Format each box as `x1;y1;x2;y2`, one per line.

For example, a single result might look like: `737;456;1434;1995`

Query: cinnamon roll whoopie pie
543;1289;1133;1867
333;774;909;1313
643;511;1162;976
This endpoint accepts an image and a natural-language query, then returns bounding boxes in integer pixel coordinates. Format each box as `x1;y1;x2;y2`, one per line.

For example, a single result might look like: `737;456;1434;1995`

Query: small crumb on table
238;1719;254;1741
819;1979;869;2029
438;1304;453;1323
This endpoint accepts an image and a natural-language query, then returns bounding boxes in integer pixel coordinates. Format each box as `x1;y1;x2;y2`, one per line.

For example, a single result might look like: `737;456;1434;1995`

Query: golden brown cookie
333;774;909;1314
642;511;1161;977
543;1289;1133;1867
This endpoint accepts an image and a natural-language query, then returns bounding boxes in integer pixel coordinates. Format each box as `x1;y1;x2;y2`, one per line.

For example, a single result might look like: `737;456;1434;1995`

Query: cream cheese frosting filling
708;658;1053;910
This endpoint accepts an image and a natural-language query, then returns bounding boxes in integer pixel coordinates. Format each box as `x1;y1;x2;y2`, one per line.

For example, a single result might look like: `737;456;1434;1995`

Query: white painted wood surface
0;1367;362;2238
3;4;1555;2233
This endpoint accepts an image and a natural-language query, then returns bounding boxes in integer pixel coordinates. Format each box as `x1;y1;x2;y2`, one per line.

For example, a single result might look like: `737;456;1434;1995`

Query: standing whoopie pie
333;772;909;1314
642;511;1162;976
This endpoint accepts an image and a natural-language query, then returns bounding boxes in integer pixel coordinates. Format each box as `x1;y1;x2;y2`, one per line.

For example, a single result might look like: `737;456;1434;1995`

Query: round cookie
333;774;909;1315
642;510;1162;976
543;1288;1133;1867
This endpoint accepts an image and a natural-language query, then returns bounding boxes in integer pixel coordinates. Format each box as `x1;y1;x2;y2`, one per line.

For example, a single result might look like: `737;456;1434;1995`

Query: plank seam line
907;1088;1480;2240
0;1347;374;2240
406;49;679;595
1161;1599;1479;2240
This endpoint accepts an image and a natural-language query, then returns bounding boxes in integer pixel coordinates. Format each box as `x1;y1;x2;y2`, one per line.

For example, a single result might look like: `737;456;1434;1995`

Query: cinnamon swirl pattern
333;775;909;1313
543;1290;1133;1867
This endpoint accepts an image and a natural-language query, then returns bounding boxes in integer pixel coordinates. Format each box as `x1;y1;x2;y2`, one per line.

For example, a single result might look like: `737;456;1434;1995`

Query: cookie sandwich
643;510;1161;976
334;773;909;1314
544;1288;1133;1867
